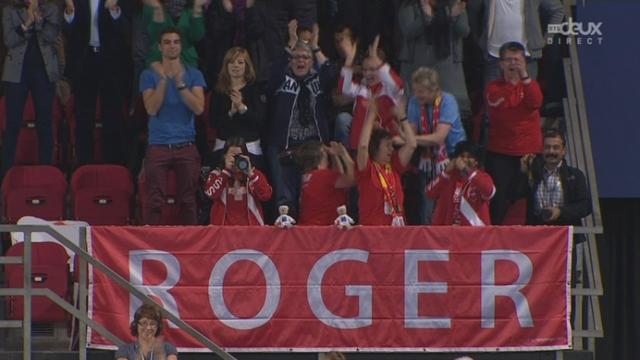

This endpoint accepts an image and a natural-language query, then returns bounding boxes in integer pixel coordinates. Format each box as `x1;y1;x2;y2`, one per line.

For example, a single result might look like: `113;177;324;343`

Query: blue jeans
334;112;352;148
2;65;55;176
415;170;435;225
266;145;302;217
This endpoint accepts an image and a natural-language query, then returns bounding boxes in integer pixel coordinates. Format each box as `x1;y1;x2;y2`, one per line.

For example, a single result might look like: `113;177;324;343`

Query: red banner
87;226;572;352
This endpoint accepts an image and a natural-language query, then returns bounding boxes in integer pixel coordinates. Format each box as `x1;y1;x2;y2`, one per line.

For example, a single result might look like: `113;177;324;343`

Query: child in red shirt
427;141;495;226
297;141;355;225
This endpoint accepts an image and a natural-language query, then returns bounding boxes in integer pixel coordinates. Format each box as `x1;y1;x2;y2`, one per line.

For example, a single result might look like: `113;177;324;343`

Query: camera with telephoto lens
234;155;250;174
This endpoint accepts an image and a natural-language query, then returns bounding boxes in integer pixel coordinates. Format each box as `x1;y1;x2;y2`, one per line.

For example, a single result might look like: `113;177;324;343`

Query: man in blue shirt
139;27;206;224
406;67;467;225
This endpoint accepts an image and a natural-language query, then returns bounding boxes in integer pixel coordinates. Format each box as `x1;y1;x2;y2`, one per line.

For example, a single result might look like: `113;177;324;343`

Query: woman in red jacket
204;137;272;225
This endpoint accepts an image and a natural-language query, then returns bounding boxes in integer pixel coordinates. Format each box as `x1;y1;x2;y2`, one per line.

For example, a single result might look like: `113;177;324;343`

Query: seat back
1;165;67;223
71;164;134;225
4;241;70;322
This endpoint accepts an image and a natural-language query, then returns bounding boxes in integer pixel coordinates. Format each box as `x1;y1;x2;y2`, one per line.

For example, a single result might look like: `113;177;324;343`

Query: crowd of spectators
0;0;593;228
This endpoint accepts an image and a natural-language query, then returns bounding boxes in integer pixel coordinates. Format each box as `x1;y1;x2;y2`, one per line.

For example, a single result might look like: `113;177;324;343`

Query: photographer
204;137;272;225
519;129;591;226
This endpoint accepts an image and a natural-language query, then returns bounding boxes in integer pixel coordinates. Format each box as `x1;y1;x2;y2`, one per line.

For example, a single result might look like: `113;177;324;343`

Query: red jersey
427;169;495;226
299;169;348;225
339;64;404;149
356;153;407;226
204;169;272;225
486;79;543;156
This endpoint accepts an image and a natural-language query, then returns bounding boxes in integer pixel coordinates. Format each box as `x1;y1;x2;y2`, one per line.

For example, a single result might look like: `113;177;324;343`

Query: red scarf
419;95;449;177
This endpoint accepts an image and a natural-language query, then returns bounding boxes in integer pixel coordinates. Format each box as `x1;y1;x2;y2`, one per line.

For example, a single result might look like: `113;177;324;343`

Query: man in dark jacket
265;23;338;217
520;129;591;226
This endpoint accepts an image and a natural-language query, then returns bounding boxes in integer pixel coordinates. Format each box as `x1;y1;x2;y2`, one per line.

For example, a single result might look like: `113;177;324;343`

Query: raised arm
330;142;356;189
394;97;417;167
357;99;378;171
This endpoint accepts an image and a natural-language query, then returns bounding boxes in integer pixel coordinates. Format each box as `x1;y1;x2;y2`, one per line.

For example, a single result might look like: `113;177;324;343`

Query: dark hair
453;141;484;166
130;303;164;337
498;41;526;59
369;128;392;158
294;141;325;172
158;27;182;44
543;129;566;146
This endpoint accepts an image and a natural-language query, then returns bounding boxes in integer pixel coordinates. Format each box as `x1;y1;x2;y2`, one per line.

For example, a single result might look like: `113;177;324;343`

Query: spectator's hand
311;23;320;49
367;35;383;68
224;147;242;171
392;96;408;122
193;0;207;11
520;153;535;173
515;57;529;79
287;19;298;48
445;158;456;172
229;89;243;109
337;36;357;66
64;0;75;15
246;0;255;8
104;0;119;11
420;0;433;17
548;207;561;222
222;0;233;12
451;0;466;17
151;61;166;79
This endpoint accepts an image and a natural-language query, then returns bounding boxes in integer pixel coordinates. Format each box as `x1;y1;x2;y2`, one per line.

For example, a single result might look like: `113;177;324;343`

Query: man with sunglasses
484;41;543;225
265;21;338;218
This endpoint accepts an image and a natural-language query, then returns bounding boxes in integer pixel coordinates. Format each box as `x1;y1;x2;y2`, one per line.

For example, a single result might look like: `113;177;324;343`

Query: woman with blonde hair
115;303;178;360
210;46;266;170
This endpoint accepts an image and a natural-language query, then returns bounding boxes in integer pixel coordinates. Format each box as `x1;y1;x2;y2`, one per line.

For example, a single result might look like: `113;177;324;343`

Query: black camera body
539;208;553;222
234;155;250;174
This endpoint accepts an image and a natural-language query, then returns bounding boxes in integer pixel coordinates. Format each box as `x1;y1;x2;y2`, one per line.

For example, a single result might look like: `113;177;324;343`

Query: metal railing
0;224;237;360
560;0;605;353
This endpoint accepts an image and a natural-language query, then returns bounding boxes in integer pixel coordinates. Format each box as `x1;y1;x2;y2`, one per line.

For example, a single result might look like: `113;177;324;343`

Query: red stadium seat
4;241;70;322
137;167;181;225
1;165;68;223
71;164;134;225
0;93;65;165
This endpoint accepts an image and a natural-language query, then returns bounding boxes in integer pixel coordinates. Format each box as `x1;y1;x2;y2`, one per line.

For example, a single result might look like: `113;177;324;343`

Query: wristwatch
238;104;248;114
176;83;187;91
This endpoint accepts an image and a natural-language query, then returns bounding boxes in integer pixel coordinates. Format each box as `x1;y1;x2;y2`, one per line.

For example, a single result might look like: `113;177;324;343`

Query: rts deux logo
548;17;603;46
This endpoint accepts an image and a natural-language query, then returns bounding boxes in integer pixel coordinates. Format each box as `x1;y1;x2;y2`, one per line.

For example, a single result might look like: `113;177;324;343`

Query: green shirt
143;4;205;67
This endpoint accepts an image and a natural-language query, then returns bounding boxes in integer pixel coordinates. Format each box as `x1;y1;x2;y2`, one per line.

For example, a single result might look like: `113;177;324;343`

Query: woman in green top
142;0;207;67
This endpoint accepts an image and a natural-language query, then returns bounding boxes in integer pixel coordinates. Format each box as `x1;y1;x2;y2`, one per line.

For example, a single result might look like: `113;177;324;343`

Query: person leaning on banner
295;140;355;226
116;303;178;360
518;129;591;226
356;96;417;226
427;141;495;226
204;137;272;226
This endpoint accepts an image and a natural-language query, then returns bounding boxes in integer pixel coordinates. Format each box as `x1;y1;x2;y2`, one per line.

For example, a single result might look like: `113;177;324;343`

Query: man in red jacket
427;141;495;226
485;41;543;225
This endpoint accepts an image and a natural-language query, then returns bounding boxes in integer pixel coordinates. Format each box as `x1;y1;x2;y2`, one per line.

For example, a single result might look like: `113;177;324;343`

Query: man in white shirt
468;0;564;82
